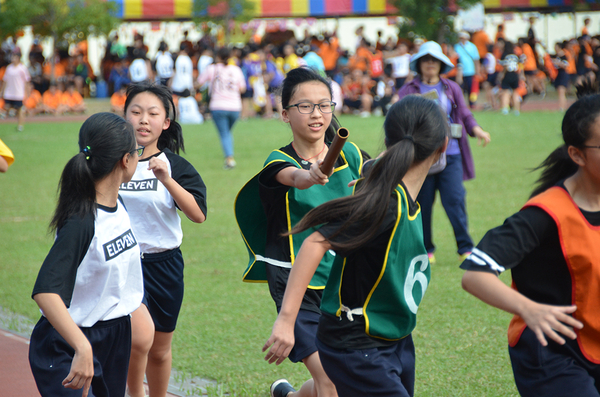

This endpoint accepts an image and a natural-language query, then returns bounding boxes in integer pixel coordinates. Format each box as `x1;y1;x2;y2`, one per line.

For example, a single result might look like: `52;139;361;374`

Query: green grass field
0;109;564;396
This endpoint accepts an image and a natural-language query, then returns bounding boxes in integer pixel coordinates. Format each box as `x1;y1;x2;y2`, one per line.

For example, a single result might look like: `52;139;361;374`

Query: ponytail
291;95;448;251
50;113;136;232
530;90;600;198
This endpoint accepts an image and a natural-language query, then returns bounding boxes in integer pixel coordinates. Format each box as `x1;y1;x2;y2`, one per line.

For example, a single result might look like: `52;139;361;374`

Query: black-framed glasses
286;101;336;114
131;145;145;157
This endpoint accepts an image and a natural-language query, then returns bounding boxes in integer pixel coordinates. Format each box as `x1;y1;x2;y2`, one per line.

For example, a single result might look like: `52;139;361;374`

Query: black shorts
486;72;498;85
501;72;520;90
317;335;416;397
241;87;253;99
554;70;570;88
395;77;407;90
509;327;600;397
524;70;537;76
344;98;362;110
142;247;185;333
4;99;23;109
29;315;131;397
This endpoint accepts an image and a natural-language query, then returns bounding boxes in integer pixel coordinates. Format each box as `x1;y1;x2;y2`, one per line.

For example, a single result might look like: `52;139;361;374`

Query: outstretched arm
263;231;330;365
275;159;329;190
462;270;583;346
33;293;94;397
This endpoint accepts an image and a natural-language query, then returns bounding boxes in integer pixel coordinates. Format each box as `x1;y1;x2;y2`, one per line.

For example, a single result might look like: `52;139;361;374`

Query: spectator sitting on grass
40;83;62;115
59;82;86;115
24;82;42;116
110;84;127;115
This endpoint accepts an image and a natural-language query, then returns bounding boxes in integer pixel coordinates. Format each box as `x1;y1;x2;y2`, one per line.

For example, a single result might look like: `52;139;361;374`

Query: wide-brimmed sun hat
409;41;455;75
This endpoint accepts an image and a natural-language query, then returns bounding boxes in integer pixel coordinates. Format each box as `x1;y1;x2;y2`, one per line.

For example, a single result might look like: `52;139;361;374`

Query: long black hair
50;112;136;232
291;95;448;251
280;67;340;143
531;83;600;197
124;81;185;154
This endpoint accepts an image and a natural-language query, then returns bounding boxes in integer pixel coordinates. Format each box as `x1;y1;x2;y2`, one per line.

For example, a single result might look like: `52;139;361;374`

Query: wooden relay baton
320;127;349;176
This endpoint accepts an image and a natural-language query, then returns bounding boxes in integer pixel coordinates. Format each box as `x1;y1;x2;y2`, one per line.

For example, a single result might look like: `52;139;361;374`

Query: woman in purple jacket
397;41;491;264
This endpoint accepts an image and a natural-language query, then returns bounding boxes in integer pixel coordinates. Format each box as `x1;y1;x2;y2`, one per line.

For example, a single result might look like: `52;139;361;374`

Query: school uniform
129;58;149;83
29;200;143;397
119;149;207;333
235;141;363;362
461;182;600;397
314;183;428;397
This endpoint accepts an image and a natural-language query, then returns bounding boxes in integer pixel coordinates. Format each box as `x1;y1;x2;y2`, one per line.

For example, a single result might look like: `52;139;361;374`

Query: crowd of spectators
2;17;600;122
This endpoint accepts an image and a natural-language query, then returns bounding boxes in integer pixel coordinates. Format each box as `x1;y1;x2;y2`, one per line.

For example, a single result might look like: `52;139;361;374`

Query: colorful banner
107;0;395;19
482;0;575;9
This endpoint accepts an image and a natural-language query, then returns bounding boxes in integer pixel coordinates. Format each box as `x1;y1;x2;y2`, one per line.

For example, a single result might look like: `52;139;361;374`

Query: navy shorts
279;309;319;363
554;70;570;89
4;99;23;109
509;327;600;397
142;247;184;333
316;335;415;397
29;315;131;397
487;72;498;86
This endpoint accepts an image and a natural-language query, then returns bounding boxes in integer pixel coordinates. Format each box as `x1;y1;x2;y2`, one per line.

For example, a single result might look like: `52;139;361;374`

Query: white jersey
32;201;144;327
119;150;207;254
130;58;149;82
178;96;204;124
386;54;411;78
484;53;496;74
155;51;174;79
171;54;194;92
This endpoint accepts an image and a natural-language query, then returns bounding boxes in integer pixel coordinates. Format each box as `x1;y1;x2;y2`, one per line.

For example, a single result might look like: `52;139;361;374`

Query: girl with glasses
236;67;366;397
29;113;144;397
120;82;207;397
263;96;449;397
461;86;600;397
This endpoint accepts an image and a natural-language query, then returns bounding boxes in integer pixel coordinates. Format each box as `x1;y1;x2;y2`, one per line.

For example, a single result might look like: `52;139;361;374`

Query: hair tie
402;135;414;143
82;146;91;161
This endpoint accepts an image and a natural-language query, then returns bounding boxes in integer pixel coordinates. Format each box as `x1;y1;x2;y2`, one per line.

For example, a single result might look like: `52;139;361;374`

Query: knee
148;342;172;364
131;326;154;354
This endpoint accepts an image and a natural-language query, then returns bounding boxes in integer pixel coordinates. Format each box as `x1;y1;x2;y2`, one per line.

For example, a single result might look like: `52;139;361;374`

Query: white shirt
178;96;204;124
171;54;194;92
130;59;149;82
155;52;174;79
386;54;411;78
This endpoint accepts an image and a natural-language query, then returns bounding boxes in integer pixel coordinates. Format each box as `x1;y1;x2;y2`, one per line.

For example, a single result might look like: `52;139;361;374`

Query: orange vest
508;187;600;363
522;44;537;71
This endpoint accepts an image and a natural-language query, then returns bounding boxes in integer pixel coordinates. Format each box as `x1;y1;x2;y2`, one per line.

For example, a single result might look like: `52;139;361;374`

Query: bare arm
0;155;9;172
33;293;94;397
262;232;330;364
462;270;583;346
471;126;491;147
275;159;329;190
148;157;206;223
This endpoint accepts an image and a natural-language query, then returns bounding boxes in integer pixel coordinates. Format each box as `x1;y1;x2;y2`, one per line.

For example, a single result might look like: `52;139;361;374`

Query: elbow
189;211;206;224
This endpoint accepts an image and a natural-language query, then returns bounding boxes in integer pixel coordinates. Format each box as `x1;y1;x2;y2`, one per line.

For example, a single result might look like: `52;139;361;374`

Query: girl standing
263;96;449;397
29;112;144;397
461;91;600;396
121;82;207;397
235;67;364;397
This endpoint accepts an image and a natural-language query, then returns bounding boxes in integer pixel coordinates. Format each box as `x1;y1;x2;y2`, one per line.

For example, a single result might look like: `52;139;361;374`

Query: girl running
461;88;600;397
29;112;144;397
235;67;365;397
263;95;449;397
121;82;207;397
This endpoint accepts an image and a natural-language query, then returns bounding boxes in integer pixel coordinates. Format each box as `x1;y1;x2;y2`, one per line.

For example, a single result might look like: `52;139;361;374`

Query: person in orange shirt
60;82;86;114
318;31;340;78
0;98;5;119
41;83;63;115
24;83;43;116
471;30;491;60
520;38;545;96
42;56;66;83
347;39;372;73
110;84;127;115
582;17;591;36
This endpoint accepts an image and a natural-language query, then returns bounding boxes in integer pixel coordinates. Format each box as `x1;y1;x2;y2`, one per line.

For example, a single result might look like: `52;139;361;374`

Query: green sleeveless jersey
235;141;363;288
320;184;430;340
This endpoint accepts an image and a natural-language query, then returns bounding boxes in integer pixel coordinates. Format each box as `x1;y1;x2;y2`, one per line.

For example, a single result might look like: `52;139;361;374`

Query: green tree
193;0;256;44
1;0;118;80
391;0;479;42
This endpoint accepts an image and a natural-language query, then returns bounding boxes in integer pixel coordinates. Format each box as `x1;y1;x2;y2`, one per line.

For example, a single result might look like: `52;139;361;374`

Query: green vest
320;184;430;340
235;141;363;288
